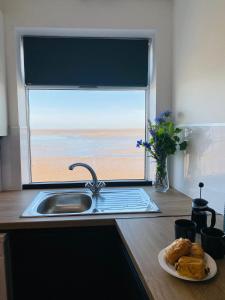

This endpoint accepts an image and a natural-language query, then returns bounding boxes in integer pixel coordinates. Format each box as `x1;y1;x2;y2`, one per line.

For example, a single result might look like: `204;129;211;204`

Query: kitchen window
23;36;150;185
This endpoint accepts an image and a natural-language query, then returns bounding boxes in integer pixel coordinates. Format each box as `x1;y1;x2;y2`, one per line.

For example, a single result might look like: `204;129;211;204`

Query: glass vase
154;157;169;192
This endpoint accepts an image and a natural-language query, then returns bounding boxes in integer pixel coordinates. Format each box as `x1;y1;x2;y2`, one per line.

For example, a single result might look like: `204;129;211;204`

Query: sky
29;89;145;129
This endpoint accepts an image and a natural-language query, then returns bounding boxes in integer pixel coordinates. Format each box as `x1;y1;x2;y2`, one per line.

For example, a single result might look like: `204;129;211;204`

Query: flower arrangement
136;110;187;191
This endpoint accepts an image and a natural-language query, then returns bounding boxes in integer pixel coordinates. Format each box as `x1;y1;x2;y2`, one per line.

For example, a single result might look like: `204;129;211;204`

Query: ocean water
30;129;144;159
30;129;145;181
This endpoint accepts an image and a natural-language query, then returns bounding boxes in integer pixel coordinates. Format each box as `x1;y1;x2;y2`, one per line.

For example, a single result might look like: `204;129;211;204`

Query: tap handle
85;180;105;195
97;181;106;189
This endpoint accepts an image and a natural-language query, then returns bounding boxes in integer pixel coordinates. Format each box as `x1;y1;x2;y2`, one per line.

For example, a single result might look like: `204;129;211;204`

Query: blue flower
155;110;172;123
155;116;165;124
136;139;143;148
160;110;172;118
143;142;151;150
164;110;172;117
149;128;156;137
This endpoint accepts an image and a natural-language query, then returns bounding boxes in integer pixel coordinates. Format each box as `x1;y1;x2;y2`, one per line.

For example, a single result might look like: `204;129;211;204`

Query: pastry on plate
190;243;204;259
164;238;192;265
175;256;209;280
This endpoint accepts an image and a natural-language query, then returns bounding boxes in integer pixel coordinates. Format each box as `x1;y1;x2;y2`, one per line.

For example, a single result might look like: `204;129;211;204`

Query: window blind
23;36;149;87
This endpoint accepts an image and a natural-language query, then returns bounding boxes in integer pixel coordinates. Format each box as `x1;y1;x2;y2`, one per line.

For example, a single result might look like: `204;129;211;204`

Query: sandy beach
31;156;144;182
30;129;145;182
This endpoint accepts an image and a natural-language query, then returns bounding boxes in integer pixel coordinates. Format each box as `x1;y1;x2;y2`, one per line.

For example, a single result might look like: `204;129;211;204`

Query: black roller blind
23;36;149;87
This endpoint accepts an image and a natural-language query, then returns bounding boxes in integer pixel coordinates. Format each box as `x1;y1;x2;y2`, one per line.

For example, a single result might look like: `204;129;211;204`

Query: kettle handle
201;207;216;228
221;235;225;254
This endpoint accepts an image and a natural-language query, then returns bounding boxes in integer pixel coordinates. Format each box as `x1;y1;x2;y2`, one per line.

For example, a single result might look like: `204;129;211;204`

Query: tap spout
68;163;105;195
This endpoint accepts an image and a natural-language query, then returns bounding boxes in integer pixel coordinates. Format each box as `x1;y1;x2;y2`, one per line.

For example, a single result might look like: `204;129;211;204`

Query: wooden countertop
0;186;224;300
0;186;192;230
116;216;225;300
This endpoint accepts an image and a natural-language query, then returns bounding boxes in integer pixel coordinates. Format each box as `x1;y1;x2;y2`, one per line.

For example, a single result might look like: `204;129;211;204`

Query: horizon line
30;128;145;130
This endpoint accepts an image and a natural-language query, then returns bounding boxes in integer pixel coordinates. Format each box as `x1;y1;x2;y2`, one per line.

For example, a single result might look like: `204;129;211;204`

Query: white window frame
26;86;149;184
15;29;156;187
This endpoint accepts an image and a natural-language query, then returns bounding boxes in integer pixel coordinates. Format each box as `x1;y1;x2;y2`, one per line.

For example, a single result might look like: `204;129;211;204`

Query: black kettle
191;183;216;233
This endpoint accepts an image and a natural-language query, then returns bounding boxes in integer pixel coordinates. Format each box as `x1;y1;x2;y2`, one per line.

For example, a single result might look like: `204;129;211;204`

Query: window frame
18;32;154;189
24;85;151;188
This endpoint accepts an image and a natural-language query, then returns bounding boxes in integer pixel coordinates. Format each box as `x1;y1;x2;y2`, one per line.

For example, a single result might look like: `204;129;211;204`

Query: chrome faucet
68;162;105;195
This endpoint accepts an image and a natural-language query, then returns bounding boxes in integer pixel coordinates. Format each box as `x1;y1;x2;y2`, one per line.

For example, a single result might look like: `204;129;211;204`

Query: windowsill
23;180;152;189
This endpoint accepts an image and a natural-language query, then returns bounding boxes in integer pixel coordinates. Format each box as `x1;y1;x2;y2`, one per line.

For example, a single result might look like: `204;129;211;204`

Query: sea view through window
28;89;145;182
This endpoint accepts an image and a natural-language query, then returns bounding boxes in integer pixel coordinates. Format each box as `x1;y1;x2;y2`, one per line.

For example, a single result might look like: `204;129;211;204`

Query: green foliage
136;111;188;161
179;141;187;151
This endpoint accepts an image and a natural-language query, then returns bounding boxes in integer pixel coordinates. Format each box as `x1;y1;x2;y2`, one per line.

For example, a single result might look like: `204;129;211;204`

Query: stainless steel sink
22;190;93;217
21;188;160;217
37;193;92;214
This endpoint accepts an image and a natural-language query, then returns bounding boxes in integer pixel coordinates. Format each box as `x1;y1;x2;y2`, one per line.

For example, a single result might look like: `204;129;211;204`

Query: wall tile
171;125;225;214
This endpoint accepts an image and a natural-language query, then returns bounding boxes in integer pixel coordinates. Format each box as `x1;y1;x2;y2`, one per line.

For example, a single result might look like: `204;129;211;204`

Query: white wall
0;11;7;136
172;0;225;213
0;8;7;191
0;0;173;190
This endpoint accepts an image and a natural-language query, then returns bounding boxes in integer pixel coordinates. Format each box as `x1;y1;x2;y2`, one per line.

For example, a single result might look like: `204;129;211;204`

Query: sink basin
22;190;93;217
21;188;160;217
37;193;92;214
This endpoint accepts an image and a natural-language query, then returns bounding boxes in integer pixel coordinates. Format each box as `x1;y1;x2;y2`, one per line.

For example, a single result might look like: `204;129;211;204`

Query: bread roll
190;243;204;259
164;238;192;265
175;256;209;280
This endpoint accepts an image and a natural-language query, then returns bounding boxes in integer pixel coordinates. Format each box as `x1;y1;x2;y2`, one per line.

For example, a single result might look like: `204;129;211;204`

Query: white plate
158;248;217;281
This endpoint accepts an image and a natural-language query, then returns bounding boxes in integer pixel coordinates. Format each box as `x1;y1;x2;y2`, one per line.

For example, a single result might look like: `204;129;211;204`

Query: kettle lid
192;198;208;208
192;182;208;208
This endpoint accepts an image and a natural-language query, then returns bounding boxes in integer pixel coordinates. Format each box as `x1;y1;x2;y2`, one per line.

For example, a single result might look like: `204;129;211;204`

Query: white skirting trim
177;123;225;127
